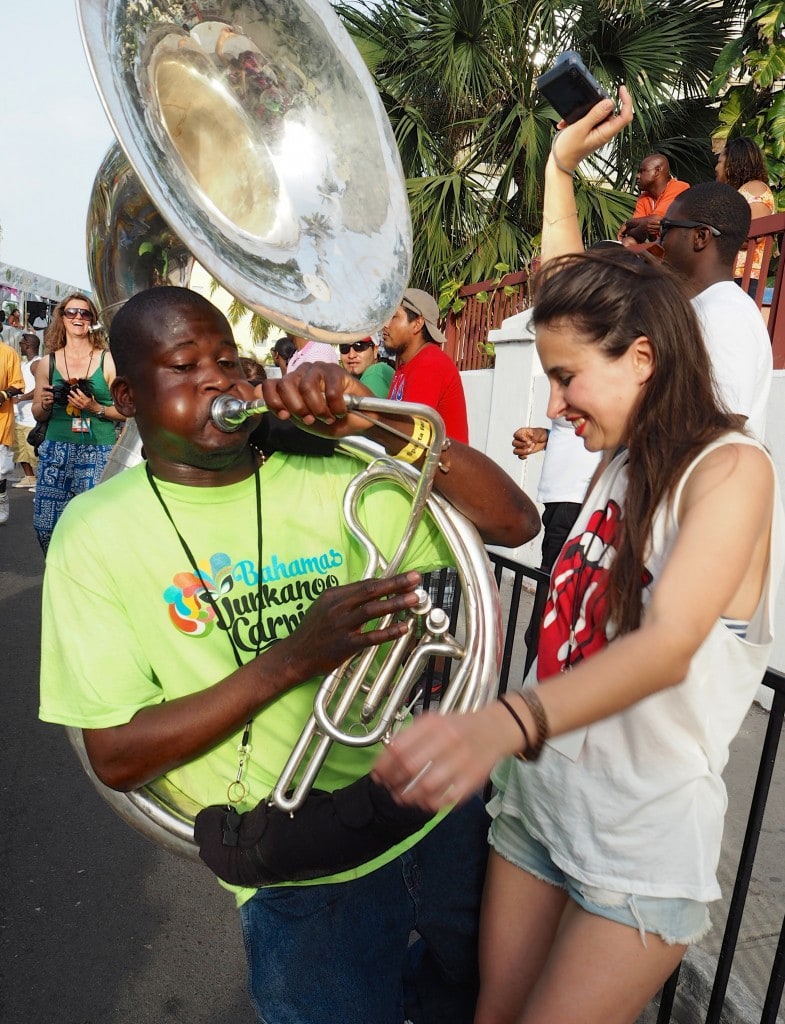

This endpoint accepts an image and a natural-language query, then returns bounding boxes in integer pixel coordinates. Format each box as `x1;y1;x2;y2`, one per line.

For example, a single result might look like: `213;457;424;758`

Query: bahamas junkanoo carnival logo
163;549;344;652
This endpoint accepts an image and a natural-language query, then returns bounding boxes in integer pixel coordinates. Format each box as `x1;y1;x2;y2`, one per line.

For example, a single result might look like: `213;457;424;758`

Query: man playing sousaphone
39;286;538;1024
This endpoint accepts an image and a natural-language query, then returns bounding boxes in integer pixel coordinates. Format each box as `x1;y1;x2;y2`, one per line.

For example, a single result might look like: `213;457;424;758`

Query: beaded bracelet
518;689;549;761
498;695;531;758
394;415;433;464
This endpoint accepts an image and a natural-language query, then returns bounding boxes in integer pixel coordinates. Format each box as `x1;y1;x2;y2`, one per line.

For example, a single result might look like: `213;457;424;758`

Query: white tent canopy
0;261;89;305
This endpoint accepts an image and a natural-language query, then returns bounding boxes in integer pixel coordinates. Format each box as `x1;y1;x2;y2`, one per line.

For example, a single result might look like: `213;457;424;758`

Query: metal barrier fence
419;554;548;702
426;555;784;1023
657;667;785;1024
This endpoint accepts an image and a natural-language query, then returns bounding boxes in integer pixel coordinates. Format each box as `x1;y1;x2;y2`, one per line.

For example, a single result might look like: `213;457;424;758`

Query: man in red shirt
617;153;689;244
384;289;469;443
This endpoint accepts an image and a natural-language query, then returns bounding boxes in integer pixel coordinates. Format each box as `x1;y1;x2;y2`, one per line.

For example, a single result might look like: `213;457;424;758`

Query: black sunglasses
339;341;374;354
63;307;95;321
658;218;722;242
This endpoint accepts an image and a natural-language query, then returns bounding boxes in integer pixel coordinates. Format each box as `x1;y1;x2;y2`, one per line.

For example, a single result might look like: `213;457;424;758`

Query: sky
0;2;114;291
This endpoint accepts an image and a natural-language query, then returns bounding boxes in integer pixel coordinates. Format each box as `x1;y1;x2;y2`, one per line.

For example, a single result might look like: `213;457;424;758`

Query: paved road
0;486;254;1024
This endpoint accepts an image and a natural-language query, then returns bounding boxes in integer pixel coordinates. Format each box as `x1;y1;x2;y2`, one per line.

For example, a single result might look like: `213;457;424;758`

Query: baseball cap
401;289;447;345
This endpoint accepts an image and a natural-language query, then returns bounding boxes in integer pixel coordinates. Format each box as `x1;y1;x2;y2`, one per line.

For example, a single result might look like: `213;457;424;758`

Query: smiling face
62;297;95;343
112;299;256;484
536;320;653;452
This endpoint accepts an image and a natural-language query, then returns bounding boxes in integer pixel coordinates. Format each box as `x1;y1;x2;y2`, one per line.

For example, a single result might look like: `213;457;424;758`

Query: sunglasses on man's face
658;218;722;242
339;341;374;354
63;307;95;321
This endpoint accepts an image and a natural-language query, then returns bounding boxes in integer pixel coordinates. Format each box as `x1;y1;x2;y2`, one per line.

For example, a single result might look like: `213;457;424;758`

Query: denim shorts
489;811;711;947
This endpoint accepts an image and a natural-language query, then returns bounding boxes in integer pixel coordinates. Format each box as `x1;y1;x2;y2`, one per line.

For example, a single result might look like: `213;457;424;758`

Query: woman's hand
65;385;95;412
31;356;54;420
551;85;634;175
372;703;521;812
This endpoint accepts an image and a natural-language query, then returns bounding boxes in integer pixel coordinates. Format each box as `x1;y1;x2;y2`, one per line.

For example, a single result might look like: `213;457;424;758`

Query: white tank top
489;433;784;901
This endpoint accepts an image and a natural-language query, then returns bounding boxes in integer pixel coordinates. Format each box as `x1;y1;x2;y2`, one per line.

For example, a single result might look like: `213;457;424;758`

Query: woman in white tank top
374;249;783;1024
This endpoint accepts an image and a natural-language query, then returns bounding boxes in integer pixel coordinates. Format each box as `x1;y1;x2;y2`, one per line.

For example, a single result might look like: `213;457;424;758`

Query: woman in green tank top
30;294;125;553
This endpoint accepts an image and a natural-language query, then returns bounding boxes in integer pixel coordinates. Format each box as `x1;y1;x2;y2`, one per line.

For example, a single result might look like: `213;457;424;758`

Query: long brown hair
721;137;769;192
532;250;745;634
45;293;105;353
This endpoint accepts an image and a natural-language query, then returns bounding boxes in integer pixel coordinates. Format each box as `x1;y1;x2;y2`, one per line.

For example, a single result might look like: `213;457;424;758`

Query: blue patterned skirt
33;439;113;552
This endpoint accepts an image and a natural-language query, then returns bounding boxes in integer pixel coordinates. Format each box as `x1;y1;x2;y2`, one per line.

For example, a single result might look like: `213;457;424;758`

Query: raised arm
262;363;540;548
542;86;634;264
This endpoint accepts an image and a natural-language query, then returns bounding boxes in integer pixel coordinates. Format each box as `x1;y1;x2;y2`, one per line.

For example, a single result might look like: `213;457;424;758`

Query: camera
536;51;610;125
51;379;95;406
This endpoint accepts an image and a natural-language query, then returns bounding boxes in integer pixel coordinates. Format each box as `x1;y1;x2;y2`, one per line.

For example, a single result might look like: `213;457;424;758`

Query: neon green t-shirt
39;451;453;903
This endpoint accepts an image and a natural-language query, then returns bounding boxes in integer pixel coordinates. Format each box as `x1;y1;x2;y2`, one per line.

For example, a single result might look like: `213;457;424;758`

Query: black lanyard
145;462;265;807
145;463;264;666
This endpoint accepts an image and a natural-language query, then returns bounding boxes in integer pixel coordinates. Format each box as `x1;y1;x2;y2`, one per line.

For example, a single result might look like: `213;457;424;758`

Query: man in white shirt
657;182;771;439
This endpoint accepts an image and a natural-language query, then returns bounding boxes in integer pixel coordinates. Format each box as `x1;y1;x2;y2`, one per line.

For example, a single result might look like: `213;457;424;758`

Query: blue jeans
239;797;489;1024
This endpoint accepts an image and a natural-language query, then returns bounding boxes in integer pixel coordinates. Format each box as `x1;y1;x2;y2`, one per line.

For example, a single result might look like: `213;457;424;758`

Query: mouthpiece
211;395;268;431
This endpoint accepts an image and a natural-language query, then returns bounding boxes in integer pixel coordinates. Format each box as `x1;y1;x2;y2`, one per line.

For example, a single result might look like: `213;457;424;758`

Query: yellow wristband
394;415;433;464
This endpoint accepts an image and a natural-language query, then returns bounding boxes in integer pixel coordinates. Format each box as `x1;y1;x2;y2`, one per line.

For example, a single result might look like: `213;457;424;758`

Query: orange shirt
734;184;776;280
0;342;24;447
632;177;690;220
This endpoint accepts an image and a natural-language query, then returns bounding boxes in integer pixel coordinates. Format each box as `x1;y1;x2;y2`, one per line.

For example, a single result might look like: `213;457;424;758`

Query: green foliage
335;0;740;295
438;277;465;315
207;278;276;344
710;2;785;200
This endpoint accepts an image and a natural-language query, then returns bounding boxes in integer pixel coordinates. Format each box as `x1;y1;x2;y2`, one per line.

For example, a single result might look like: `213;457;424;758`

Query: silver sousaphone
69;0;503;861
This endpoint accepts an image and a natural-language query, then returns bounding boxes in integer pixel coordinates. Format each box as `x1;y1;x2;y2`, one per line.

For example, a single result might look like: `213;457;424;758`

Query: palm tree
335;0;739;295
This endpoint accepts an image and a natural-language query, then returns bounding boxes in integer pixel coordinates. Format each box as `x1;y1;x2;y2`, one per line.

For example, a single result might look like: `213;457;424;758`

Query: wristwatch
95;405;106;419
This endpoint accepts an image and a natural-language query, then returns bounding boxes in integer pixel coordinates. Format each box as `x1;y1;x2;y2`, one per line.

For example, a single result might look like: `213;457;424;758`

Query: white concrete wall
461;319;785;692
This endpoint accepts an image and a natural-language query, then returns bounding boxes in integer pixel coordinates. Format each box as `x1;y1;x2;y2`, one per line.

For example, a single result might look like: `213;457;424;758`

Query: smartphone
536;51;610;124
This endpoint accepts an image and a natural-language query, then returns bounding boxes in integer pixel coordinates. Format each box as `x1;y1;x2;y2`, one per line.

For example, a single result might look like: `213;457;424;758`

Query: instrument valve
424;607;450;638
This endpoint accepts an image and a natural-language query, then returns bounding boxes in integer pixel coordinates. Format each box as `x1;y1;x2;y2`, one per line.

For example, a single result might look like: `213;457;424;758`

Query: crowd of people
14;77;781;1024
